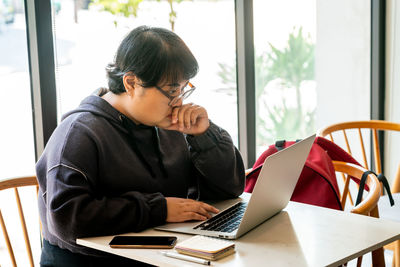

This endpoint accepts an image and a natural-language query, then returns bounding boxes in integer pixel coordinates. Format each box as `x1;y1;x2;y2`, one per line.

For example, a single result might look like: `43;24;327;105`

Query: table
77;200;400;267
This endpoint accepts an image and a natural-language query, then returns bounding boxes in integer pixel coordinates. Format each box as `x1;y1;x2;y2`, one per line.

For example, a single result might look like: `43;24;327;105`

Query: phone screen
109;236;177;248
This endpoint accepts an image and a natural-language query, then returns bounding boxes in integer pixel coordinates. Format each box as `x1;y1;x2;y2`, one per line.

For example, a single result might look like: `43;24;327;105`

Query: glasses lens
181;88;194;100
169;87;195;106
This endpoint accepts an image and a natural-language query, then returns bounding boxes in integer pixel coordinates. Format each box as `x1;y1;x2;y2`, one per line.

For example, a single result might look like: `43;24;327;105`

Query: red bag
245;137;359;211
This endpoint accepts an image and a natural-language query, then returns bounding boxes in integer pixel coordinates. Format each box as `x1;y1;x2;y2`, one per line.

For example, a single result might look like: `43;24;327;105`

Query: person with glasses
36;25;245;266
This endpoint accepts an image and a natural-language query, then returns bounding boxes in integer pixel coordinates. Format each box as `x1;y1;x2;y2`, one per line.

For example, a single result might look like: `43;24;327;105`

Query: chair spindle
14;188;34;267
0;209;17;267
357;128;369;169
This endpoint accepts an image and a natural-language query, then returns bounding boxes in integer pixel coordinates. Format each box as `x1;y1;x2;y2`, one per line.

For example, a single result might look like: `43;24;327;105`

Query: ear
123;72;137;97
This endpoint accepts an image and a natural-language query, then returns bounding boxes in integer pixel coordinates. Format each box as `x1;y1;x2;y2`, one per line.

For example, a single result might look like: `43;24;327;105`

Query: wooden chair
244;159;383;266
0;176;39;267
333;161;384;266
318;120;400;266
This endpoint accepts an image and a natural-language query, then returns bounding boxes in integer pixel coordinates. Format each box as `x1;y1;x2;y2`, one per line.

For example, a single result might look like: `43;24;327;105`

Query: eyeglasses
154;82;196;106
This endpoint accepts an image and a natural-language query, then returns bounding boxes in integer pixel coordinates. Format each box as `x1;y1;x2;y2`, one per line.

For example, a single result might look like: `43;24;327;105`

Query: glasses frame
154;82;196;106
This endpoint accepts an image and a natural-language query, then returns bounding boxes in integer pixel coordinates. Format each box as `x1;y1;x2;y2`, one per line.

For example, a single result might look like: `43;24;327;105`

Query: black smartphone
109;236;177;249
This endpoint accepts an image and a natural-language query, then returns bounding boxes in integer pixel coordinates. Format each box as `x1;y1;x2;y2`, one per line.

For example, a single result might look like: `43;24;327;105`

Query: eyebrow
167;83;180;87
167;81;189;87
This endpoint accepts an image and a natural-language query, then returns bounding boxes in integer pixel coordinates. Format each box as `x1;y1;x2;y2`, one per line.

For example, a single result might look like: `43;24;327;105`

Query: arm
161;103;245;200
186;122;245;200
43;120;220;242
46;164;166;242
43;122;167;243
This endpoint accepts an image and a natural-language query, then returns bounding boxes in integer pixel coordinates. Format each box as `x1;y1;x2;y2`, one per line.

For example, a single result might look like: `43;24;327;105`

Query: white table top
77;200;400;267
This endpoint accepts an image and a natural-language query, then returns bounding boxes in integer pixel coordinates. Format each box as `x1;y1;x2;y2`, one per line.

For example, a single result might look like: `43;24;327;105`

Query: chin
155;118;172;128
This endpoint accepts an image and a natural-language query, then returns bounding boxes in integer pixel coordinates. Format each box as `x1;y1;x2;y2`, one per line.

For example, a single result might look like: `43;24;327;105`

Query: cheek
146;99;169;119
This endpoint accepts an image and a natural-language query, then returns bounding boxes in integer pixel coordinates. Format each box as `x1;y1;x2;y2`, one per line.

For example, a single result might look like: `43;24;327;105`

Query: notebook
155;134;315;239
175;235;235;260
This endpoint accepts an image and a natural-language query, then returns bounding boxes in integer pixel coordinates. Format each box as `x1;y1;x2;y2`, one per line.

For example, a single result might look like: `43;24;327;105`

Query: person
36;25;245;266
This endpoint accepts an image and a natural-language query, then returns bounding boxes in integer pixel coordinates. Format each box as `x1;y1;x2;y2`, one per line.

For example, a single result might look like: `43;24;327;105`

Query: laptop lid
155;134;315;239
234;134;315;238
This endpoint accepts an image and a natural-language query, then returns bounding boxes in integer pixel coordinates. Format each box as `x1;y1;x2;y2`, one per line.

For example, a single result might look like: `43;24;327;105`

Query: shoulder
44;112;117;159
63;111;108;131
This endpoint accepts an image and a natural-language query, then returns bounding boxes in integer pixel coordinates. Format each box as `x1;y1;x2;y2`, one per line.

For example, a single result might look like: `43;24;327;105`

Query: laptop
155;134;315;240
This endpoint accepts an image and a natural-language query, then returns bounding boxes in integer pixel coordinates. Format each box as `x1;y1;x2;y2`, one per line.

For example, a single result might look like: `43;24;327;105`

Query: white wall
385;0;400;186
315;0;371;129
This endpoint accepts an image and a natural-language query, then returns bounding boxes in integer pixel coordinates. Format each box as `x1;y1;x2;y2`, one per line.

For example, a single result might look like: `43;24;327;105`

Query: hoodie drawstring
153;127;168;178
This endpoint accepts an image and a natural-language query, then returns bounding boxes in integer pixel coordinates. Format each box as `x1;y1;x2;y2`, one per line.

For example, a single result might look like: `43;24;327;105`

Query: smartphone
109;236;177;249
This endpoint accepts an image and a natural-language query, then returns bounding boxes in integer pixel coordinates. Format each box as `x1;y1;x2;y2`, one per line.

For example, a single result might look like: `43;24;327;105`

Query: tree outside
90;0;185;30
218;27;316;153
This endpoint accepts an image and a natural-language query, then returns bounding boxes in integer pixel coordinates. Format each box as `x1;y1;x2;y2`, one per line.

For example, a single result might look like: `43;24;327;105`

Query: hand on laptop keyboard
194;202;247;233
165;197;220;222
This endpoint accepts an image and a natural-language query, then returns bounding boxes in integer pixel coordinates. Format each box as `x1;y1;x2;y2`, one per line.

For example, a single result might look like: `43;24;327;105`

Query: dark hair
106;26;199;94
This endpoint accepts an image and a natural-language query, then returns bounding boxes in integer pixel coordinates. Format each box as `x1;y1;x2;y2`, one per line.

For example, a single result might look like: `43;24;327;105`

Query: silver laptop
155;134;315;239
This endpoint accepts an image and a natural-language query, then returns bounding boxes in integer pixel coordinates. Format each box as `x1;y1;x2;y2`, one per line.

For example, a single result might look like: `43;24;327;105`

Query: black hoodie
36;95;245;256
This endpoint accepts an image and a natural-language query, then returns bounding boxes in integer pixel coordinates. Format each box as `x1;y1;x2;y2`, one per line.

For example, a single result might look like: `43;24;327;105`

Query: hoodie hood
62;94;167;179
62;95;129;134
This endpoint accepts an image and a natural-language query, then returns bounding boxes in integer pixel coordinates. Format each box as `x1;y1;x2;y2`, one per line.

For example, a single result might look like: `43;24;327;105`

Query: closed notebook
175;235;235;260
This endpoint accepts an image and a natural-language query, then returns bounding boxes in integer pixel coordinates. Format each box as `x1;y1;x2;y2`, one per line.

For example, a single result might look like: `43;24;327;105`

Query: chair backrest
332;161;381;215
331;161;384;266
0;176;38;267
318;120;400;193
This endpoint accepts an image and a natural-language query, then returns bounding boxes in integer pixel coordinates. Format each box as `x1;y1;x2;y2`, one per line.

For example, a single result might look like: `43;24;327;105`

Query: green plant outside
91;0;143;18
90;0;186;31
218;27;315;149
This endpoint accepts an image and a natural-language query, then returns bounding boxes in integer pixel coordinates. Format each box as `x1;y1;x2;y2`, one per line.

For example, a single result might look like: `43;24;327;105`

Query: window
253;0;371;157
386;0;400;186
0;0;39;265
253;0;317;156
316;0;371;162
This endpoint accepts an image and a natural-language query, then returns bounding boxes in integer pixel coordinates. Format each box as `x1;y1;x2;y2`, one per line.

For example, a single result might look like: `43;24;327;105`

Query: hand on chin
157;103;210;135
161;120;209;135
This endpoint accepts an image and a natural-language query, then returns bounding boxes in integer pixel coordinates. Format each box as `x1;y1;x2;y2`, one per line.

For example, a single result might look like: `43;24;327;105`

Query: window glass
315;0;371;163
0;0;39;265
253;0;370;157
386;0;400;186
53;0;238;144
253;0;317;156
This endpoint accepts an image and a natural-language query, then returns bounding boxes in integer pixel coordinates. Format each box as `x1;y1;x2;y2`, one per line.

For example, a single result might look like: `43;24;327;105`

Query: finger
181;201;210;218
188;203;211;218
190;106;204;125
198;206;213;219
177;104;192;130
184;199;218;214
201;202;220;214
171;107;180;124
189;202;218;219
162;123;179;131
185;212;207;221
183;106;196;129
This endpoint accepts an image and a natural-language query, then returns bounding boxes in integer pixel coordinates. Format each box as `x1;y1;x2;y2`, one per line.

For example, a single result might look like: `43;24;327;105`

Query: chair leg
372;247;385;267
391;164;400;193
393;240;400;267
356;256;362;267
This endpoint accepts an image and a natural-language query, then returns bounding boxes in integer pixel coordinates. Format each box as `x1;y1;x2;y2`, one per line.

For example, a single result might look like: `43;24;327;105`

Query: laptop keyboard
193;202;247;233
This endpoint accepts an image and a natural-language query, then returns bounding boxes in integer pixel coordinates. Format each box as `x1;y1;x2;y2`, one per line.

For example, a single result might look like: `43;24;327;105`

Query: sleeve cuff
185;121;221;151
146;193;167;226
